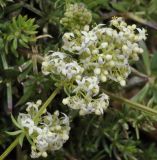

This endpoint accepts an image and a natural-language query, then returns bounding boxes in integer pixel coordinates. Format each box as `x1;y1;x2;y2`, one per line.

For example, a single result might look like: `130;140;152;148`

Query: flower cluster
60;3;92;31
42;17;146;115
63;93;109;115
42;51;84;80
17;100;70;158
62;17;146;86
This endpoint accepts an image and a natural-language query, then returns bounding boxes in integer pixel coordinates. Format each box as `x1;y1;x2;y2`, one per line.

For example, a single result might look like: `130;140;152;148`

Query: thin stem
33;87;61;123
0;87;61;160
0;135;20;160
104;90;157;116
6;82;13;113
100;11;157;30
23;4;42;17
36;34;52;40
32;55;38;74
125;12;157;30
18;48;44;63
131;67;149;79
1;52;13;112
32;46;40;74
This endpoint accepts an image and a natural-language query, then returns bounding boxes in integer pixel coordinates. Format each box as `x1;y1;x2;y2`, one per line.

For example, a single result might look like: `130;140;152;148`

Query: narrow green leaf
12;17;18;30
15;84;35;106
26;134;33;145
19;133;25;147
132;83;150;102
19;39;28;48
11;114;21;129
13;38;17;50
24;30;37;35
21;35;28;43
111;1;130;11
5;130;22;136
140;41;151;75
11;45;18;57
151;51;157;75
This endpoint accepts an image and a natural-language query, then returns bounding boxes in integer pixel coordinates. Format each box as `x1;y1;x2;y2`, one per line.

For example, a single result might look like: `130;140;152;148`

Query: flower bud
120;80;126;86
62;98;69;105
105;54;112;60
42;152;48;158
101;42;108;48
94;68;101;75
108;61;115;67
100;75;107;82
92;49;99;54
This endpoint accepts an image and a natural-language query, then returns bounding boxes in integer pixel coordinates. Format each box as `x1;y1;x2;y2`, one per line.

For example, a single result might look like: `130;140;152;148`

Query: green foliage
3;15;38;56
1;0;157;160
0;0;7;8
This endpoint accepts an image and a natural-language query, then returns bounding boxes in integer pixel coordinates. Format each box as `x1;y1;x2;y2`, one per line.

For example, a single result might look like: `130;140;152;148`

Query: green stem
32;54;38;74
125;12;157;30
23;4;42;17
0;135;20;160
33;87;61;123
0;87;61;160
1;53;12;112
131;67;148;79
104;91;157;116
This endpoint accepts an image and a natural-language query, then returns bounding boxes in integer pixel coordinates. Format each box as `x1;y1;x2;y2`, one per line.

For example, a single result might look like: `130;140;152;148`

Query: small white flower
19;114;35;135
101;42;108;48
105;54;112;60
42;152;48;158
92;49;99;54
62;97;69;105
81;30;97;43
100;75;107;82
136;28;147;40
36;135;48;152
94;68;101;75
31;148;41;158
120;80;126;86
75;76;99;96
108;61;115;67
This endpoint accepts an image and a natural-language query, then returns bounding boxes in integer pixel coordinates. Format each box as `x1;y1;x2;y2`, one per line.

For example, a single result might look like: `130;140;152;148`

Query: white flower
92;49;99;54
105;54;112;60
136;28;147;40
36;135;48;152
61;61;83;79
62;97;70;105
18;114;35;135
94;68;101;75
74;76;99;96
100;42;108;48
31;148;41;158
100;75;107;82
120;80;126;86
26;100;42;113
17;103;70;159
64;93;109;115
81;30;97;44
